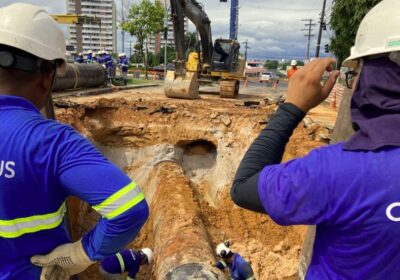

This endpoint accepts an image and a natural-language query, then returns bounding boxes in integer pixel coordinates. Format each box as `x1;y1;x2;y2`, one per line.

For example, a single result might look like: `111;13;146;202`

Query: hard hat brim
0;29;67;75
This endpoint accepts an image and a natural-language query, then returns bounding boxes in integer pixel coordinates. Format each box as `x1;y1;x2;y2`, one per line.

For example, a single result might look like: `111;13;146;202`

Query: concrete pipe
145;162;226;280
53;63;106;91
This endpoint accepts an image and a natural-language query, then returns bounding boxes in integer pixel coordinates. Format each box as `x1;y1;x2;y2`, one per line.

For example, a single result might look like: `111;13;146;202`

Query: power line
301;19;316;60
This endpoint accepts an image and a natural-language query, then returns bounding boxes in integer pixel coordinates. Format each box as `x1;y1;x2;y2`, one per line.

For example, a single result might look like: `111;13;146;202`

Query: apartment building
67;0;117;54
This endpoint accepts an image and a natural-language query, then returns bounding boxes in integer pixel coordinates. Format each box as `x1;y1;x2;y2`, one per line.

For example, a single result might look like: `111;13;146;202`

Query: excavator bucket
164;70;199;99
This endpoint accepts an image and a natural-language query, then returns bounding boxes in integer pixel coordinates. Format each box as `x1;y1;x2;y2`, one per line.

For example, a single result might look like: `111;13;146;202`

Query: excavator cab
212;39;240;73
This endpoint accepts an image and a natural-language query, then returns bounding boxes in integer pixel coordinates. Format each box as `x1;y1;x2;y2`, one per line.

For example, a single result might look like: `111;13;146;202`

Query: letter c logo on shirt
386;202;400;222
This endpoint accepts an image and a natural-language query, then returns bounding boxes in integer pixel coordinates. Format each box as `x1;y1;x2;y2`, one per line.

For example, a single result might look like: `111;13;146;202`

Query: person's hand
285;58;340;112
31;239;95;280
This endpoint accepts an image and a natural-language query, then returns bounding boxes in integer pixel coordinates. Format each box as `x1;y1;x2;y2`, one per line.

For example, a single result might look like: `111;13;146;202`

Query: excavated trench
55;94;332;279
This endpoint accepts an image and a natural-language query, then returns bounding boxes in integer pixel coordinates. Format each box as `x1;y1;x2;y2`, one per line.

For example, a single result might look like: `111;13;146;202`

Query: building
148;0;188;55
244;60;265;77
67;0;117;54
148;18;188;54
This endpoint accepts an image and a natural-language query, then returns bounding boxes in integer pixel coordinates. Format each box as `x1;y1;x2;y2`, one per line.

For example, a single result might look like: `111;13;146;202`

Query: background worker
74;52;84;63
104;51;115;82
287;60;298;79
93;52;98;63
99;248;153;280
0;3;149;279
231;0;400;279
215;242;255;280
118;53;129;79
86;50;94;64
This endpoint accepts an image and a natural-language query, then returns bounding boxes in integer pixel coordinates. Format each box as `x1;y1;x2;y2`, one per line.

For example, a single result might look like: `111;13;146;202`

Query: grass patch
127;79;162;85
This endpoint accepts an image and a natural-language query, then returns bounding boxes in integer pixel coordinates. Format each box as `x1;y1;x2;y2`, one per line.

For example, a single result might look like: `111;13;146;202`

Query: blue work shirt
74;56;84;63
0;95;148;279
258;143;400;279
216;253;254;280
104;54;114;68
100;249;142;278
119;57;129;72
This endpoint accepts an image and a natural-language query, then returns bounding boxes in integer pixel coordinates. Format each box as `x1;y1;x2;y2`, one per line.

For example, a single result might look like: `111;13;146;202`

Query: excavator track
219;80;239;98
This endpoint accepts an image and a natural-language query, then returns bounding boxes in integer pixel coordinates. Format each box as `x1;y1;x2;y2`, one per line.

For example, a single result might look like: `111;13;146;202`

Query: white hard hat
343;0;400;67
105;51;109;55
0;3;66;75
291;60;297;66
88;50;93;54
216;242;231;258
93;53;97;57
140;248;153;265
119;53;126;57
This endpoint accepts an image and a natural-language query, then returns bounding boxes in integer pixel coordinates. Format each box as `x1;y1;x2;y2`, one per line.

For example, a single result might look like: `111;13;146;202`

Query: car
260;72;275;83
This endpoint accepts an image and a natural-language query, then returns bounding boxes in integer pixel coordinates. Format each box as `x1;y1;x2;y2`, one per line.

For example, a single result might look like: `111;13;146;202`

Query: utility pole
75;0;83;53
315;0;327;58
129;40;132;59
164;0;168;76
301;19;316;61
122;0;125;53
243;39;249;63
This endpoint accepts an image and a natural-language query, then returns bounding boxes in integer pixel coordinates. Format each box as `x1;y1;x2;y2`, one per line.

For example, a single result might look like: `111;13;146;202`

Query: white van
260;72;274;83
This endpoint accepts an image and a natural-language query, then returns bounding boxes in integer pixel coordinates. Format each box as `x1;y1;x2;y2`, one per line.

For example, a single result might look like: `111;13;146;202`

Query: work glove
31;239;96;280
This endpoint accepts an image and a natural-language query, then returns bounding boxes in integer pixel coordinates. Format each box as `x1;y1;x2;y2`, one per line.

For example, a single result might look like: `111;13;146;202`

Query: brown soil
54;87;337;280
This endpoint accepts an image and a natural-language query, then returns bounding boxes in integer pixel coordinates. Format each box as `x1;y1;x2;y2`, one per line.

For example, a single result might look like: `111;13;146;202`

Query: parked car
260;72;275;83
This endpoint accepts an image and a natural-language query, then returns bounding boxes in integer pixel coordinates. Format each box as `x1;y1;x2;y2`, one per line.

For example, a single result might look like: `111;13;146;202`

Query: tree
185;31;199;56
264;60;279;70
160;46;176;65
121;0;164;78
330;0;382;68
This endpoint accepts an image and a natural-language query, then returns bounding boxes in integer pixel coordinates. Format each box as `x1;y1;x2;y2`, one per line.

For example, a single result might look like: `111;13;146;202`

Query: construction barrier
326;83;345;109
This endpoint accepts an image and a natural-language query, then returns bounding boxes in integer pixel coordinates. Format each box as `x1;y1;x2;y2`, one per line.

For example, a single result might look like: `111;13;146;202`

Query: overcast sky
0;0;333;61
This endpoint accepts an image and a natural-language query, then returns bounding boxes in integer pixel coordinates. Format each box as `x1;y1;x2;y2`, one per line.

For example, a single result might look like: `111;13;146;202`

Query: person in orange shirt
287;60;298;79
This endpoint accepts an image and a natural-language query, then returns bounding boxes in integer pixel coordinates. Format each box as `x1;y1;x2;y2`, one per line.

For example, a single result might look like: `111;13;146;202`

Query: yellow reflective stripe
116;252;125;272
0;202;66;238
106;192;145;220
92;181;145;219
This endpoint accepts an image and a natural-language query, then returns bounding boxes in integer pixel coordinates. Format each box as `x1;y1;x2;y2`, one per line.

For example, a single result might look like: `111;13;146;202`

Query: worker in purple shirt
215;242;255;280
231;0;400;279
99;248;152;280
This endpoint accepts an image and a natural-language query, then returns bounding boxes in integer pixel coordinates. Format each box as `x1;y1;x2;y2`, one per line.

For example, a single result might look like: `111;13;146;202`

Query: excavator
165;0;245;99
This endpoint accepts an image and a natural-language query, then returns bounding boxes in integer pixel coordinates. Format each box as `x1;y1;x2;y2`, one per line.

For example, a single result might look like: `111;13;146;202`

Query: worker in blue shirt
86;50;94;63
75;52;84;63
104;51;115;84
99;248;152;280
118;53;129;79
0;3;149;279
215;242;255;280
231;1;400;279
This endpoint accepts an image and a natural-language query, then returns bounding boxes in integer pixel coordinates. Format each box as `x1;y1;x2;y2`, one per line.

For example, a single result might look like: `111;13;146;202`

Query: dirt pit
55;87;336;279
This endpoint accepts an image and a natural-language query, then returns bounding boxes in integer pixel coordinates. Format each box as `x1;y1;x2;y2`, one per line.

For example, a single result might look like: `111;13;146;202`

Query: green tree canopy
330;0;382;67
121;0;164;77
264;60;279;70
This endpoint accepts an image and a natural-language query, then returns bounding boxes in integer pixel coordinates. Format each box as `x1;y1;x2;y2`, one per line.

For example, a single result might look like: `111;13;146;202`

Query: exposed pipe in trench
142;159;226;279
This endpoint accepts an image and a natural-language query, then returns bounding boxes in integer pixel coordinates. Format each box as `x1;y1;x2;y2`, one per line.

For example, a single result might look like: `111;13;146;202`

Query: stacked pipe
53;63;106;91
143;162;226;279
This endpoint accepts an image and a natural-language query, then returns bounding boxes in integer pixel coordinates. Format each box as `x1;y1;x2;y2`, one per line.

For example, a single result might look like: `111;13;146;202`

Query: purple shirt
258;143;400;279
